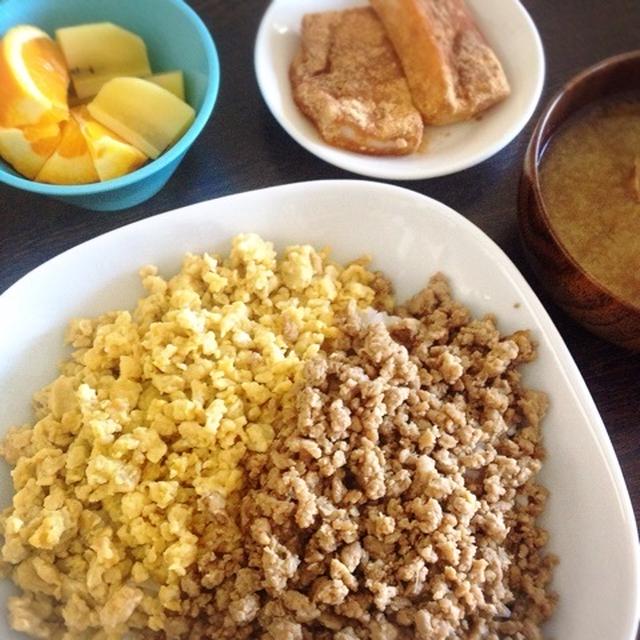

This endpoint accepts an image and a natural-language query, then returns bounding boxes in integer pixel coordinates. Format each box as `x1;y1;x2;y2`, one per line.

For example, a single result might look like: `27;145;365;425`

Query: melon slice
56;23;151;99
87;77;195;159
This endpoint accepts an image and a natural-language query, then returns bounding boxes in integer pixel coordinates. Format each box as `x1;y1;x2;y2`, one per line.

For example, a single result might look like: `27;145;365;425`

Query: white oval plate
0;181;638;639
254;0;545;179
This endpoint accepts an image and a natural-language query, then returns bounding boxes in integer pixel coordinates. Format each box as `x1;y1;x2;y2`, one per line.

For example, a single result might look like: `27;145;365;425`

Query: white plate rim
254;0;546;180
0;180;638;639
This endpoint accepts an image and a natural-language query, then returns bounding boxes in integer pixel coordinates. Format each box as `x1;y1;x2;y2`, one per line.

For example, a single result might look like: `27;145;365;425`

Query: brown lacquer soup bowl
519;51;640;351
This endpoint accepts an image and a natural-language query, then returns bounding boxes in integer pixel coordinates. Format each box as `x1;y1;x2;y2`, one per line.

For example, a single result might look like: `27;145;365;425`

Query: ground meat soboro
172;274;557;639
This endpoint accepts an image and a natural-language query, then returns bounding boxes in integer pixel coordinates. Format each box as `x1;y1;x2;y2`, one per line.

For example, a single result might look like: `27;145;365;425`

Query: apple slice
146;71;185;101
36;117;99;184
0;122;62;179
72;106;147;181
88;78;195;159
55;23;151;99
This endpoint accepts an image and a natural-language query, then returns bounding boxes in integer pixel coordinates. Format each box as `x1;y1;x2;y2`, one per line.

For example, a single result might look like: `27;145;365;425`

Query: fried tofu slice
290;8;423;156
371;0;511;125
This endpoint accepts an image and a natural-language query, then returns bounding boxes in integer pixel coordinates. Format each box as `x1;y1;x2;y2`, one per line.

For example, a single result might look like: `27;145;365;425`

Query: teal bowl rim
0;0;220;196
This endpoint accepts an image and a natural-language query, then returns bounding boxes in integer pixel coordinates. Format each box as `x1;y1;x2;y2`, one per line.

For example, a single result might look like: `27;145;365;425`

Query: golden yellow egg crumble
0;235;384;638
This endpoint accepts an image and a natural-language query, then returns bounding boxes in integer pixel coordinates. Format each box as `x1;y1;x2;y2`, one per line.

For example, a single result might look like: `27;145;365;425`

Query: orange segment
0;122;62;179
72;106;147;181
26;122;62;154
35;118;98;184
0;25;69;128
23;36;69;108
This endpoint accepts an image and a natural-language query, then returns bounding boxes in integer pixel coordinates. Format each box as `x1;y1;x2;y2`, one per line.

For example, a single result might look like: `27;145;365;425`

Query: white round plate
0;180;638;639
254;0;545;179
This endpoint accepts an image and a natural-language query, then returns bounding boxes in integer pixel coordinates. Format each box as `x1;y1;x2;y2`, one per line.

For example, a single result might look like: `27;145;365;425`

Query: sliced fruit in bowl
0;0;219;211
0;20;198;187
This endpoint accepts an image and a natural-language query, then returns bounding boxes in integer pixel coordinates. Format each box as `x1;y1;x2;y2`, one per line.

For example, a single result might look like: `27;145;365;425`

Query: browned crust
371;0;511;125
289;8;423;156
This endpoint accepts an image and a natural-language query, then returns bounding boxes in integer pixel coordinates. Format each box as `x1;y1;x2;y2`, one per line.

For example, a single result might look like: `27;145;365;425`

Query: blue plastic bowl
0;0;219;211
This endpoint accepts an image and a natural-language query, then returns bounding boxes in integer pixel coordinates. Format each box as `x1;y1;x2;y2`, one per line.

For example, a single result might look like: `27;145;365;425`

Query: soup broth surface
540;93;640;306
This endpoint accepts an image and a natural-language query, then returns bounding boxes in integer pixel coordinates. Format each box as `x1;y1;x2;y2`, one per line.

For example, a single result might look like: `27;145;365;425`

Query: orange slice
36;117;98;184
0;25;69;128
72;106;147;182
0;122;62;179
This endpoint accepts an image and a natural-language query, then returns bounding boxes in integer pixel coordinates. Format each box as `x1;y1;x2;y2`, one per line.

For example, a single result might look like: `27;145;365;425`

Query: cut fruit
0;122;62;179
36;117;99;184
0;25;69;127
56;23;151;99
146;71;185;101
72;106;147;181
88;78;195;159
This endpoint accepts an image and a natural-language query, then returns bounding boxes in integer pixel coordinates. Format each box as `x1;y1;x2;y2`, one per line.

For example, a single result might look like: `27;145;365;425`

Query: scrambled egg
0;235;384;639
